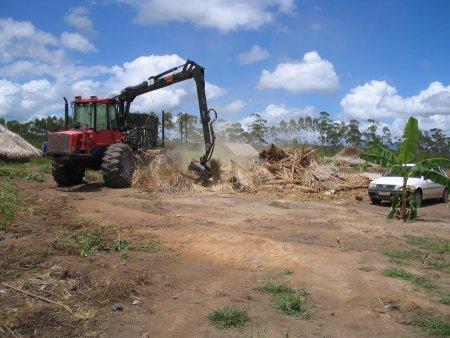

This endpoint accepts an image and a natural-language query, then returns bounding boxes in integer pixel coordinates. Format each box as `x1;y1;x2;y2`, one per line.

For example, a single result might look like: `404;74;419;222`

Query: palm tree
361;117;450;221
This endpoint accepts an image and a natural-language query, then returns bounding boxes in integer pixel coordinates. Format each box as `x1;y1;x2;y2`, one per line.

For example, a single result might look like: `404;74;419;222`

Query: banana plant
361;117;450;221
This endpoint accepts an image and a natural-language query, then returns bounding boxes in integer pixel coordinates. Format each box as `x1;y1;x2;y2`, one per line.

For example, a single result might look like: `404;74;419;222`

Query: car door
429;168;445;198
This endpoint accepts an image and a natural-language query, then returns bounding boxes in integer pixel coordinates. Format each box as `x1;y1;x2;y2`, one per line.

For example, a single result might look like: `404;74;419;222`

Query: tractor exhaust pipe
64;97;69;130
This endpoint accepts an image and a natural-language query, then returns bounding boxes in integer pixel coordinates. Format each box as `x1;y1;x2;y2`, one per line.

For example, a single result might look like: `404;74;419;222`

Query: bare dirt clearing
1;174;449;337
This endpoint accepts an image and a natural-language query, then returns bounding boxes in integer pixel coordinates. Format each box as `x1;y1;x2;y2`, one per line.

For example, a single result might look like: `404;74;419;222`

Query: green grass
256;282;296;295
0;163;45;182
77;229;106;257
84;170;102;182
382;266;436;290
141;238;159;251
383;247;450;272
115;238;133;260
439;293;450;305
272;292;311;318
406;235;450;254
413;315;450;336
206;306;250;330
0;179;18;230
383;249;422;262
256;282;311;318
426;258;450;272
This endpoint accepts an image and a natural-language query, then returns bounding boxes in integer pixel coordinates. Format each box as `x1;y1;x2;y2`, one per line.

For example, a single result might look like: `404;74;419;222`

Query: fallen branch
1;282;73;314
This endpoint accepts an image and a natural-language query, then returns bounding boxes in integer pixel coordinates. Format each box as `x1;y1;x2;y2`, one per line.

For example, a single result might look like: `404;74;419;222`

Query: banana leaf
369;143;399;164
410;166;450;188
389;164;404;176
415;158;450;170
398;117;419;164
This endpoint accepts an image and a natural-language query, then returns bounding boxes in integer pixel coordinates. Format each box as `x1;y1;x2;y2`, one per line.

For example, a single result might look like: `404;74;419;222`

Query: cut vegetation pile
0;124;41;161
132;144;371;198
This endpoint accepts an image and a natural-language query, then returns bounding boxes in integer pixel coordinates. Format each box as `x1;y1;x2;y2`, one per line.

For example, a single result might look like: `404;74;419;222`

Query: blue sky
1;0;450;133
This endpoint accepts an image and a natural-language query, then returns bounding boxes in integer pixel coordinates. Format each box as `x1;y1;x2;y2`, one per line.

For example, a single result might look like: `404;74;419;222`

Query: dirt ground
1;172;449;337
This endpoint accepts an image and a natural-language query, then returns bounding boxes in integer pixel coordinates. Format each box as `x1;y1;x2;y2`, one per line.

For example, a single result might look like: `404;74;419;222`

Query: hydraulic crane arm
115;60;216;177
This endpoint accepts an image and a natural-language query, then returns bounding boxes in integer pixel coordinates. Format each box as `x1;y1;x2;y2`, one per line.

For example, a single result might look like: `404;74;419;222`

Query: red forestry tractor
47;60;216;187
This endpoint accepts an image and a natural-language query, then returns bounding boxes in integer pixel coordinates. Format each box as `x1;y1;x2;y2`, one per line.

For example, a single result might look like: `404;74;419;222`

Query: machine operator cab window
72;98;117;131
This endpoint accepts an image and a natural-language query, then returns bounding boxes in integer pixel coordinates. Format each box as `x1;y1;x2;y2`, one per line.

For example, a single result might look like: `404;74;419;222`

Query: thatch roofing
0;124;41;161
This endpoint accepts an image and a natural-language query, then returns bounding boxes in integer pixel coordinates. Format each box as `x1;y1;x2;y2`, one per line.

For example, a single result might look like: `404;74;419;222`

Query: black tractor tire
51;162;85;186
370;197;382;205
442;188;449;203
101;143;135;188
414;189;423;207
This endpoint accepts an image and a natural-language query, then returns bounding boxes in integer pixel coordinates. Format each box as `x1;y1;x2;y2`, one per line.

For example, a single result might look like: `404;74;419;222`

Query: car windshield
384;166;421;178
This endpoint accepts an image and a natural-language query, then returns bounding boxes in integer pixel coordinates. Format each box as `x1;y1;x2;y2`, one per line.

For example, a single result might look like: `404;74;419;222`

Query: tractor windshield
73;103;94;128
73;103;110;130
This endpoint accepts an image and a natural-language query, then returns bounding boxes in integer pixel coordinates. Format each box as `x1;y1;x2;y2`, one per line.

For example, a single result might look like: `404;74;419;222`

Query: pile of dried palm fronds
132;154;205;193
257;143;370;195
0;124;41;160
132;144;371;198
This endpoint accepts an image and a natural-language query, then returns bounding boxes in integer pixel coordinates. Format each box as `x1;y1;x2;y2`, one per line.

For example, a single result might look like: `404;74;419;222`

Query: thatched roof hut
0;124;41;161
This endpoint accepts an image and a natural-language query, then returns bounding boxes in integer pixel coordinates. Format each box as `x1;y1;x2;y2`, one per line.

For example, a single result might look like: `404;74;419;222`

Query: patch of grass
0;179;18;230
84;170;101;182
439;293;450;305
382;266;436;290
256;282;296;295
3;269;22;278
413;315;450;336
29;156;51;173
383;249;422;262
0;165;44;182
74;308;96;321
115;238;133;260
406;235;450;254
206;306;250;330
426;258;450;272
273;292;311;318
256;282;311;318
77;229;107;257
141;238;159;251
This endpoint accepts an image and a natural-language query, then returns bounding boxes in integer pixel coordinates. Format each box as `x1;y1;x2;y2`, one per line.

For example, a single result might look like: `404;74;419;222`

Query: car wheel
414;189;423;207
442;188;449;203
370;197;382;205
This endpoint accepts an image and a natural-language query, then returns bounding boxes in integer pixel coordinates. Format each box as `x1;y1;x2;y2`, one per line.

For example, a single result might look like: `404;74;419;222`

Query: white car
368;164;449;206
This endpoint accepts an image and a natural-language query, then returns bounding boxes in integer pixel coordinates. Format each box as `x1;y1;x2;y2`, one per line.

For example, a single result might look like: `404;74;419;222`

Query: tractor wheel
370;196;382;205
51;162;85;186
101;143;135;188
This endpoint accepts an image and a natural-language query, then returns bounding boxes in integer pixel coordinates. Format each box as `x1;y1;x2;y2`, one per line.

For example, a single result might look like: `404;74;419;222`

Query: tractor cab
72;96;120;131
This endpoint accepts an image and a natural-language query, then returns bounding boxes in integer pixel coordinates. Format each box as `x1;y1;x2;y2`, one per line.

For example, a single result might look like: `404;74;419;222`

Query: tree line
222;112;449;156
1;111;448;157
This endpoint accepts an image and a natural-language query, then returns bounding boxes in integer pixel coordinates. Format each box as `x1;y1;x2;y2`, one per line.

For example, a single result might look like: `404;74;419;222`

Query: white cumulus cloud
0;54;225;121
237;45;269;65
341;80;450;131
65;7;97;36
224;99;246;113
240;103;315;129
116;0;294;32
258;51;339;93
61;32;96;52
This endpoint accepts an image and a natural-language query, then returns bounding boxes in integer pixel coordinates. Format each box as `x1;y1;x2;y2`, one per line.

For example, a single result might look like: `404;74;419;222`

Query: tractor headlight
369;182;377;188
